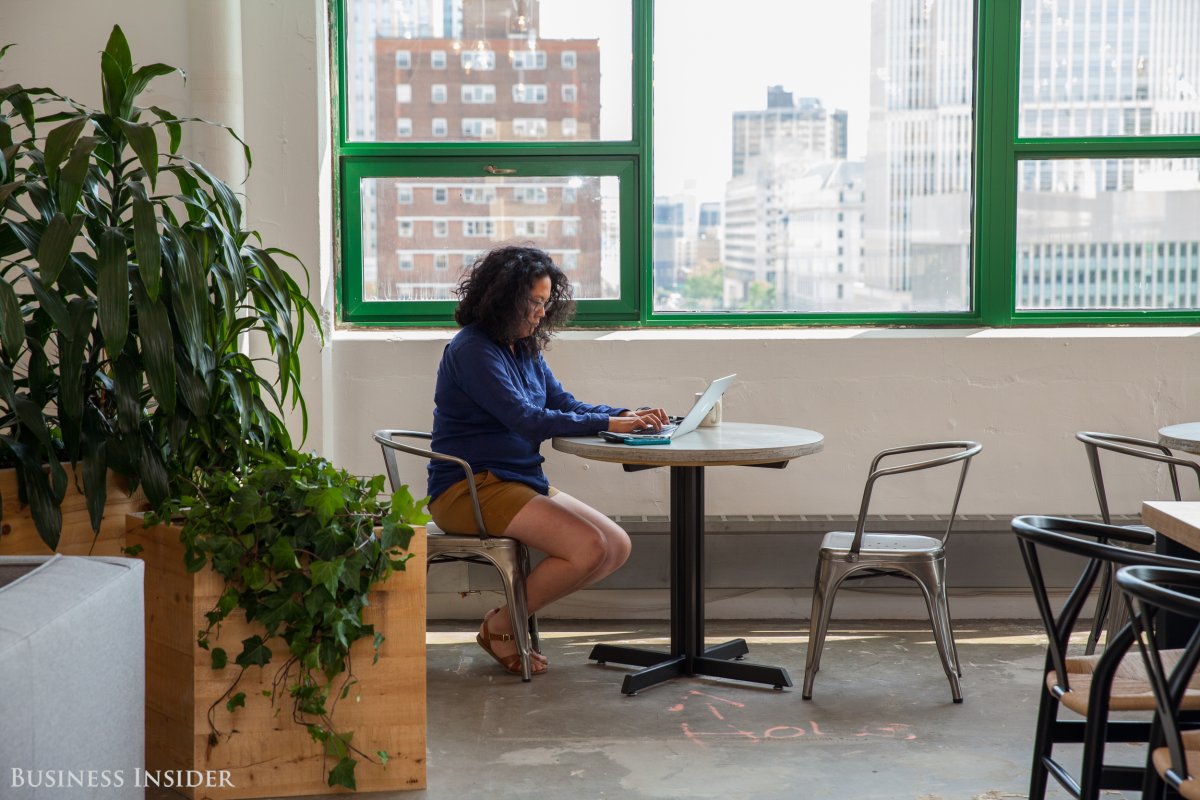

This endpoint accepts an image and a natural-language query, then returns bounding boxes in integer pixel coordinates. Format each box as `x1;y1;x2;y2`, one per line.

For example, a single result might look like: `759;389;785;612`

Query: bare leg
480;493;631;668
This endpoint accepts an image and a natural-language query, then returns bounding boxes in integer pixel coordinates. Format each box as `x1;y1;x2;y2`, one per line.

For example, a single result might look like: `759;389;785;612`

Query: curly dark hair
454;245;575;354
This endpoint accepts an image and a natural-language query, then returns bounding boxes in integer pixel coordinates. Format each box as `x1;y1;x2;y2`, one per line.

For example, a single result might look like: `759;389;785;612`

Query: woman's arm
449;345;610;439
541;358;669;432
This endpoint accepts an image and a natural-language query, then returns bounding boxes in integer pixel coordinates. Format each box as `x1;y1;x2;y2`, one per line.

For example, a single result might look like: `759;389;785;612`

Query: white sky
543;0;873;203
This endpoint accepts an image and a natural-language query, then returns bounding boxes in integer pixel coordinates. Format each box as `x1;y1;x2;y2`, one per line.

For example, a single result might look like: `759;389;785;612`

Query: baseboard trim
428;586;1082;622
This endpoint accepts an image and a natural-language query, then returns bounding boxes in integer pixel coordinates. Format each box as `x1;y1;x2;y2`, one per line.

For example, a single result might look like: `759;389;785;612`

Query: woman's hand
610;407;670;433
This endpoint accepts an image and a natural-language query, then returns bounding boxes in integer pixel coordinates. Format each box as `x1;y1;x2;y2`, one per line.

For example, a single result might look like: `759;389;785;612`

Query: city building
731;87;848;178
369;0;605;300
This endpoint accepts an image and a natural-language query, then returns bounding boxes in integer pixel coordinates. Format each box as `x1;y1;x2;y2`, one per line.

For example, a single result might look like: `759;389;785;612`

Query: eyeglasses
526;297;553;313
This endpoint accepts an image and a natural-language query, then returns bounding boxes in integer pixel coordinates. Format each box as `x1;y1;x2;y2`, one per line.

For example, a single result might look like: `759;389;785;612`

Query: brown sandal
483;608;547;665
477;616;546;676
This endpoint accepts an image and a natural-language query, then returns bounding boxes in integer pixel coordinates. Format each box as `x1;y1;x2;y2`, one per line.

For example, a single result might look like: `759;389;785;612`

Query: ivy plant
149;449;428;790
0;25;319;549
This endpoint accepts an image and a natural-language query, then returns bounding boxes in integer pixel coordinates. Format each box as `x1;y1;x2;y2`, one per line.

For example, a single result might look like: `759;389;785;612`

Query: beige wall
5;0;1199;524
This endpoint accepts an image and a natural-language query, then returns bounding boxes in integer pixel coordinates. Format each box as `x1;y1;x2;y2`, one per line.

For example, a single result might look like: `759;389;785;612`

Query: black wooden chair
1012;515;1200;800
1075;432;1200;654
1118;564;1200;800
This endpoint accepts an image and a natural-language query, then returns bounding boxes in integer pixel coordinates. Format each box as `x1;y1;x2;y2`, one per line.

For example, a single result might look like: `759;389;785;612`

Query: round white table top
552;422;824;468
1160;422;1200;455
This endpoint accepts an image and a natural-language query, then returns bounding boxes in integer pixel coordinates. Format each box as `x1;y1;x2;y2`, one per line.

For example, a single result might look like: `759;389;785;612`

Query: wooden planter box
128;515;427;798
0;465;147;555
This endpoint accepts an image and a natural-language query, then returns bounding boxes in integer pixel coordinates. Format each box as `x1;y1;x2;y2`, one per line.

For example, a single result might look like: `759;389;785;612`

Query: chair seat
819;530;944;555
1049;648;1200;715
1152;731;1200;799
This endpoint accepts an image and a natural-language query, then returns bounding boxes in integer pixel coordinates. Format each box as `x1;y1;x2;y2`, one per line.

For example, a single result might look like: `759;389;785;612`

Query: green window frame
333;0;1200;328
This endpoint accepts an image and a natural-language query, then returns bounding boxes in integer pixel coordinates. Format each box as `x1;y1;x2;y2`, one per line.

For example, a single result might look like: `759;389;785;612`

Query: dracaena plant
0;26;319;549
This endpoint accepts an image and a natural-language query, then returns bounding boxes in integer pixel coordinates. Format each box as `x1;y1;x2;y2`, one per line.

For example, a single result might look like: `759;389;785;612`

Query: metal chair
802;441;982;703
1118;564;1200;800
1012;515;1200;800
1076;432;1200;654
373;429;540;681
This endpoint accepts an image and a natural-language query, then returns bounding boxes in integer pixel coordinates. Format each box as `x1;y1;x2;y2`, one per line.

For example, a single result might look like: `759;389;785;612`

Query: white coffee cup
695;392;722;427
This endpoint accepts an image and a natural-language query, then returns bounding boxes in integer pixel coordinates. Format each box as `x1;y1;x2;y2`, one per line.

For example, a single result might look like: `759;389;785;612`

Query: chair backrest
1116;564;1200;789
849;441;982;551
1011;515;1196;693
1076;432;1200;524
372;429;489;537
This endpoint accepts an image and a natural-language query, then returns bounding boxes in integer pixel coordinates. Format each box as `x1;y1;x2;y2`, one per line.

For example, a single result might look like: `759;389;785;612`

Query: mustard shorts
429;471;558;536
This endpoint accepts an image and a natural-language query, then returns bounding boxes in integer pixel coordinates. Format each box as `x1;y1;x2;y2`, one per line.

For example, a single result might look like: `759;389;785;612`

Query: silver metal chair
1076;431;1200;654
373;429;540;681
802;440;982;703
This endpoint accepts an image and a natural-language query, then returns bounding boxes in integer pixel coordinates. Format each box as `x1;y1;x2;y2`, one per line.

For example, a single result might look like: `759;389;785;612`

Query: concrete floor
148;619;1146;800
409;619;1140;800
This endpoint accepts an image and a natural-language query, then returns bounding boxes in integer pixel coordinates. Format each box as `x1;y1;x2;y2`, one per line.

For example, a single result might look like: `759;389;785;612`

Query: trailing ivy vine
149;449;428;790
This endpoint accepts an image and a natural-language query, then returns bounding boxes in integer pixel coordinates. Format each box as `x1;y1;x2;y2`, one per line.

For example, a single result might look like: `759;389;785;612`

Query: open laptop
599;374;736;445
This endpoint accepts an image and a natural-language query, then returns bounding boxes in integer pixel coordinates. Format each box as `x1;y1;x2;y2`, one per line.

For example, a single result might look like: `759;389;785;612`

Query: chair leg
498;571;534;682
910;560;962;703
1028;687;1059;800
803;558;840;700
521;545;541;653
1084;564;1113;655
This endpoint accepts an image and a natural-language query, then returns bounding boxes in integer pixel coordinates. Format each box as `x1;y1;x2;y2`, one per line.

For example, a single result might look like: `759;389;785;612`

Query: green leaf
56;297;94;427
309;559;342;596
117;119;158;187
103;25;133;76
97;227;129;356
225;692;245;713
127;63;182;102
211;648;227;670
43;116;89;185
35;212;82;285
129;184;161;299
57;135;100;215
190;160;242;231
269;537;300;571
79;437;107;535
0;279;22;357
15;262;70;331
305;486;346;526
146;106;182;154
235;635;272;668
163;224;207;367
132;282;175;414
327;757;357;790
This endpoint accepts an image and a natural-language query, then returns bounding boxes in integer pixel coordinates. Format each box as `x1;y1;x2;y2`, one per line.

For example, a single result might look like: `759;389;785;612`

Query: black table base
588;465;793;694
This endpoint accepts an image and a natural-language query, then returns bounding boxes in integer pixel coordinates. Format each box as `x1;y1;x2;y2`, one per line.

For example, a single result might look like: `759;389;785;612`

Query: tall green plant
0;26;319;549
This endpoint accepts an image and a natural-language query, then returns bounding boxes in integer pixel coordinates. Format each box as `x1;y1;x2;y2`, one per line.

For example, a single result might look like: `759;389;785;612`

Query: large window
336;0;1200;326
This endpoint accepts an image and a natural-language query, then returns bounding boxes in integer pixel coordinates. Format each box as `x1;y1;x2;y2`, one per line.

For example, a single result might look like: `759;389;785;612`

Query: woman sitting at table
429;244;668;675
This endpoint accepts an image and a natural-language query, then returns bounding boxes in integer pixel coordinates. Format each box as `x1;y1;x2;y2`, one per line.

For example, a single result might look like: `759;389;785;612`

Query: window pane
1016;157;1200;310
359;175;621;301
653;0;973;314
344;0;631;142
1018;0;1200;137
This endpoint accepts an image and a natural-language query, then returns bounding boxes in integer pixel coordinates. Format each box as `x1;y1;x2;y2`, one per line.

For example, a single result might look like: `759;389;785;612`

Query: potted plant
133;450;429;794
0;26;317;552
4;24;429;795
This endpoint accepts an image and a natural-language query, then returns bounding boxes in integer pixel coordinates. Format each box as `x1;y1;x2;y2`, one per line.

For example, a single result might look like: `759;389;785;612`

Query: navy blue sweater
428;324;626;501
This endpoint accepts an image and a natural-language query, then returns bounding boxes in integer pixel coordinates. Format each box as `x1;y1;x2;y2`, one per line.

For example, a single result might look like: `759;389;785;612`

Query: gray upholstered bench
0;555;144;799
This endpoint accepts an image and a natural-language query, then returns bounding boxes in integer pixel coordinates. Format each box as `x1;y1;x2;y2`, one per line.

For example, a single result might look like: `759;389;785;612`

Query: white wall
5;1;1199;523
332;328;1200;517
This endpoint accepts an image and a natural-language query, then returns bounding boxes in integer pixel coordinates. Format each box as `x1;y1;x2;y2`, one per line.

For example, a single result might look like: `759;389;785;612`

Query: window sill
331;325;1200;343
